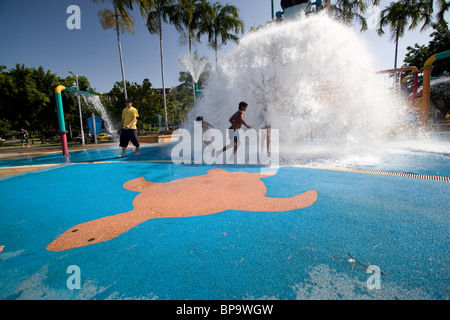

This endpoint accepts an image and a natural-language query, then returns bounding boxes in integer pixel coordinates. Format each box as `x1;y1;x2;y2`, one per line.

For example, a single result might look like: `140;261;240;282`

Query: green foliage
327;0;380;32
97;8;136;33
0;63;197;138
403;24;450;76
0;64;61;138
105;77;195;131
196;1;244;66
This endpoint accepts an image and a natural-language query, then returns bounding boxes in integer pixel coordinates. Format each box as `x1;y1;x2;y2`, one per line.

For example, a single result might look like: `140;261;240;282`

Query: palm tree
169;0;205;57
146;0;178;131
436;0;450;28
377;0;433;68
327;0;380;31
93;0;153;99
197;2;245;68
167;0;208;100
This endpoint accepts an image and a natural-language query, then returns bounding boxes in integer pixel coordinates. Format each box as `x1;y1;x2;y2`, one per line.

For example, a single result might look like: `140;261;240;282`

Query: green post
55;86;66;132
54;85;99;157
55;85;69;156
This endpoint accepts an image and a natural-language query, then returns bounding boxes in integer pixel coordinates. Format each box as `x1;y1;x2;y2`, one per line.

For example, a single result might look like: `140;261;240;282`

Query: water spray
421;50;450;127
54;85;99;156
179;55;209;102
189;13;416;165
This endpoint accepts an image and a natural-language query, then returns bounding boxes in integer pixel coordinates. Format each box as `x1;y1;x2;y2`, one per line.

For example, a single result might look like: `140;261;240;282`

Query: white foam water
179;55;209;84
81;95;117;136
188;13;439;168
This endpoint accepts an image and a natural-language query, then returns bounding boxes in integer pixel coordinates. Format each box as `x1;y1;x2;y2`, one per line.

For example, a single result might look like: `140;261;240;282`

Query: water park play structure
278;0;326;18
55;85;99;157
377;50;450;127
276;1;449;130
179;55;208;98
54;0;448;160
421;50;450;126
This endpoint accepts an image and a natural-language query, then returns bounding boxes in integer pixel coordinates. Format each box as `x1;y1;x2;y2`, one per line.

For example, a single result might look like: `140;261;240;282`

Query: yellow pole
421;66;432;128
420;51;450;128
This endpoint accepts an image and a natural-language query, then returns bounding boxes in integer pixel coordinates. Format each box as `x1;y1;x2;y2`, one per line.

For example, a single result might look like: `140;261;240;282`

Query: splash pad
55;85;98;156
55;86;116;157
1;2;448;301
190;13;449;168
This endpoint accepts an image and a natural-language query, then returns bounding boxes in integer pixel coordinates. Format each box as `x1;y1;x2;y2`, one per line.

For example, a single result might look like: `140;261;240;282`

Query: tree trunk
115;4;128;99
394;26;399;69
189;34;196;103
159;15;168;131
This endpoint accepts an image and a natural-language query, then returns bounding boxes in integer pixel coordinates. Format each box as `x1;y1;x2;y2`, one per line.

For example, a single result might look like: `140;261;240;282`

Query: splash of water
430;76;450;98
189;13;421;165
81;95;117;136
179;55;209;83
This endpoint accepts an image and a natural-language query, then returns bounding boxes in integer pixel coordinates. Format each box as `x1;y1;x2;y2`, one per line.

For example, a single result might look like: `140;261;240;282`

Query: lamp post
72;75;85;145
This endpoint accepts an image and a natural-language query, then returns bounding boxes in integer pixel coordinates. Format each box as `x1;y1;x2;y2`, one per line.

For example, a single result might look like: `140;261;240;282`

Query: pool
0;139;449;300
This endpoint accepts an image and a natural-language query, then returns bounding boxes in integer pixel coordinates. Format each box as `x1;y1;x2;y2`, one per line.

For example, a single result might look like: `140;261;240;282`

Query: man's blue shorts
119;129;140;148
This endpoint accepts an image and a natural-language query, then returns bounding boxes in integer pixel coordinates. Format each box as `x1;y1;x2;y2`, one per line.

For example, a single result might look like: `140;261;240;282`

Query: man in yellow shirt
117;98;140;157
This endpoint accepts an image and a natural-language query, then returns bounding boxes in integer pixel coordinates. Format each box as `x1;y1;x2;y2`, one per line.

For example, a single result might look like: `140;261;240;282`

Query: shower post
412;71;419;98
55;85;99;156
55;85;69;156
420;66;432;128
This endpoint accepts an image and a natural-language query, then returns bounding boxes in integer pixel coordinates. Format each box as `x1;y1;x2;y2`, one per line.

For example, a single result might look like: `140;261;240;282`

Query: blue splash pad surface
350;150;450;177
0;143;176;167
0;162;448;299
1;140;449;178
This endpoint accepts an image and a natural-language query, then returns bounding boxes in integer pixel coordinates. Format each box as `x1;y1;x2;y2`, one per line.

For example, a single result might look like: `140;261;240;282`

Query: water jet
54;85;100;156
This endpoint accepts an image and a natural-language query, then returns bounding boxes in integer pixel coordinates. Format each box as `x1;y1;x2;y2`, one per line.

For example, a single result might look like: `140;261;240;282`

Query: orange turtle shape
47;169;318;251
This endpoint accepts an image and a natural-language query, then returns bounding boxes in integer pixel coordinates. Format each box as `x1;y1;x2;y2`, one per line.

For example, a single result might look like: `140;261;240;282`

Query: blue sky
0;0;445;93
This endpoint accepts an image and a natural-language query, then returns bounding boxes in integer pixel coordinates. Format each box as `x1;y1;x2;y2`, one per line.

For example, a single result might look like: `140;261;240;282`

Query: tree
170;0;204;56
0;65;67;139
435;0;450;29
127;78;160;128
197;2;244;68
93;0;153;99
63;72;100;137
106;78;170;130
326;0;380;31
146;0;179;131
403;23;450;75
167;0;210;100
377;0;434;68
